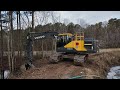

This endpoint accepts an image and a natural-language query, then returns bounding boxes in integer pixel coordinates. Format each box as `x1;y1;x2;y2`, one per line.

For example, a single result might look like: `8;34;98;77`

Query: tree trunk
32;11;35;56
32;11;34;32
52;39;56;53
41;39;44;58
18;11;22;64
0;11;4;78
17;11;20;62
7;22;11;72
9;11;14;72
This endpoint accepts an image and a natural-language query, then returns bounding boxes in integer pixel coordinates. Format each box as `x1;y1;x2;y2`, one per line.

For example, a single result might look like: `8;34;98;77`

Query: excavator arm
24;32;58;70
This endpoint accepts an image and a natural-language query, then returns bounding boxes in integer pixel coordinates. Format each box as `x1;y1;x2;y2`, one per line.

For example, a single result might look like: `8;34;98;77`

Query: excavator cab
64;32;87;52
56;32;87;53
56;32;98;54
57;33;73;48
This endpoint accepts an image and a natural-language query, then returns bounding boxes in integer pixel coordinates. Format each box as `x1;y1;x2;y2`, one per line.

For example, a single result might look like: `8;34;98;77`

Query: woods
0;11;120;73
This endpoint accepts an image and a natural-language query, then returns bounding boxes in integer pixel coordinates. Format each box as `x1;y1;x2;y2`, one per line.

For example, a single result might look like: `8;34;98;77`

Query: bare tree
50;12;58;53
8;11;14;72
77;18;88;28
24;11;31;32
0;11;4;78
5;13;11;73
34;11;54;58
63;18;70;33
32;11;34;32
63;18;70;25
18;11;22;63
16;11;20;60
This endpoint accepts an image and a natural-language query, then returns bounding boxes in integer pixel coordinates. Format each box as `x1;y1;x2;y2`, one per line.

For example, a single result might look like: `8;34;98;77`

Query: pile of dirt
9;50;120;79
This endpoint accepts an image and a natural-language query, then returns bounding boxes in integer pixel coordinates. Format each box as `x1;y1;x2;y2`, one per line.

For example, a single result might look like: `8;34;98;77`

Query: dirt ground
9;48;120;79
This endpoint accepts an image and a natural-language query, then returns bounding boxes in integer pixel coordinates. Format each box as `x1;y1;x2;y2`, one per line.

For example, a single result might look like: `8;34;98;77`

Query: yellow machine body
64;40;87;51
58;33;73;37
62;32;87;51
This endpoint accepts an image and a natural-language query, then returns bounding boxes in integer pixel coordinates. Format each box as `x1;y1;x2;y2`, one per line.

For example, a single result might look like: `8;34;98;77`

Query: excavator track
73;55;87;66
49;52;63;63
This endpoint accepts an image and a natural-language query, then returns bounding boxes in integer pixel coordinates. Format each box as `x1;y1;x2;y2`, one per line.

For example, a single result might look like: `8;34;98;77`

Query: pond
107;66;120;79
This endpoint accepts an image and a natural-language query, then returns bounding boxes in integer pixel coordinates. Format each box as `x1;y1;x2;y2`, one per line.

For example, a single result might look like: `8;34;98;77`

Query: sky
11;11;120;29
1;11;120;30
56;11;120;25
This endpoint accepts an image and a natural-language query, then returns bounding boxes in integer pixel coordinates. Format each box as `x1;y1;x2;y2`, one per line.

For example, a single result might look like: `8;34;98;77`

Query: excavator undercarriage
49;52;89;66
24;32;99;70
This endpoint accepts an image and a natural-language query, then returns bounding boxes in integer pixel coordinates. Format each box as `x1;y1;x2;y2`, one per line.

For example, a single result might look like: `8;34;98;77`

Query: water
107;66;120;79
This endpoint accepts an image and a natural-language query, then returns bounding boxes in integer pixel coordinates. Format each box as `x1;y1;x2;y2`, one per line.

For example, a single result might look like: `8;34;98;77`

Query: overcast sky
56;11;120;25
8;11;120;29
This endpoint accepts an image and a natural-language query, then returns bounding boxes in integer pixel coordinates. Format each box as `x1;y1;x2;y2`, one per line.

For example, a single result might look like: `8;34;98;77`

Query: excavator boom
24;32;58;69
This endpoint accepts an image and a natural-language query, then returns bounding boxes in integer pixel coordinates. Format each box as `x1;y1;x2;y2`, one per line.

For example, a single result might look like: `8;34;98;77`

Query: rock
110;66;120;72
4;70;10;79
0;70;10;79
107;72;116;79
112;76;117;79
108;72;116;76
107;76;112;79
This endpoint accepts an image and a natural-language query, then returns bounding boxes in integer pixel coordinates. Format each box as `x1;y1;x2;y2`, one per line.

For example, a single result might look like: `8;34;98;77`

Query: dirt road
9;48;120;79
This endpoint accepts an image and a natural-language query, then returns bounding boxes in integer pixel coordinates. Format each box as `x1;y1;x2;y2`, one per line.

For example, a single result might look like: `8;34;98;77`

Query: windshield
57;35;72;47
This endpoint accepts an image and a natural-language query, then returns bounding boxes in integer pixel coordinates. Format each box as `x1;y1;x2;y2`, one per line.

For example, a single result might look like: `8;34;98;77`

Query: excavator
24;31;99;70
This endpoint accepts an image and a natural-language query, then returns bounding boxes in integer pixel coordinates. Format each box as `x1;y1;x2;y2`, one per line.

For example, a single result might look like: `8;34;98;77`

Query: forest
0;11;120;73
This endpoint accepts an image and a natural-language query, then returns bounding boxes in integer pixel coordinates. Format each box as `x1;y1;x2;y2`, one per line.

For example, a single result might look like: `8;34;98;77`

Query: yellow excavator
25;32;99;69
